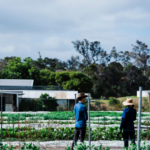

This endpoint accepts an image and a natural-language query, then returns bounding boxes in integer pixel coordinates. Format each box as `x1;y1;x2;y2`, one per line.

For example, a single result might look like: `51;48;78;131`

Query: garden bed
1;126;150;141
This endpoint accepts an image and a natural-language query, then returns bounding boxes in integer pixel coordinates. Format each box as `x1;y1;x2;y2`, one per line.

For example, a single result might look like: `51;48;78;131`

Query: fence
0;87;150;149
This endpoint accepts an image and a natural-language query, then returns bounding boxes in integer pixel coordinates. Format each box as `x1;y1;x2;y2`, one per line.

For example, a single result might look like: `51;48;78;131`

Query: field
1;111;150;149
91;96;149;112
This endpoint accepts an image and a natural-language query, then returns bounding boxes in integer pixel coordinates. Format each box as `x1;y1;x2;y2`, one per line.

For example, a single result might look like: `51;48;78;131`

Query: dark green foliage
19;99;38;111
67;142;110;150
55;71;93;92
0;126;149;141
1;57;40;84
19;94;58;111
0;142;40;150
38;93;58;111
20;143;40;150
2;111;146;121
1;39;150;98
109;98;120;106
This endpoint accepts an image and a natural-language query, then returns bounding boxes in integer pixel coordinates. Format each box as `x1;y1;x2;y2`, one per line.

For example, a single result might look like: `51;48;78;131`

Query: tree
38;93;58;111
72;39;110;65
55;71;93;92
2;57;40;84
0;57;16;72
55;71;70;88
110;47;131;66
84;62;125;97
38;69;53;85
32;58;46;70
67;56;80;70
33;57;67;71
124;64;148;93
121;51;131;66
130;40;150;75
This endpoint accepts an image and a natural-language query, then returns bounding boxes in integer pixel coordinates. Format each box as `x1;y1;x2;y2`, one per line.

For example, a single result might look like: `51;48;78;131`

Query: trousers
71;127;86;150
123;129;135;147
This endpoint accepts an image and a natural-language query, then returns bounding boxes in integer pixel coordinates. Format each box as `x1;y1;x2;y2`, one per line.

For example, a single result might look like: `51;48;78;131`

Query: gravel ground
2;140;150;150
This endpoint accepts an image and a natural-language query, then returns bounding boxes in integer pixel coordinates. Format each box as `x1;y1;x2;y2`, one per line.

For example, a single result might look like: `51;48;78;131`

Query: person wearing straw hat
71;92;88;150
119;98;137;148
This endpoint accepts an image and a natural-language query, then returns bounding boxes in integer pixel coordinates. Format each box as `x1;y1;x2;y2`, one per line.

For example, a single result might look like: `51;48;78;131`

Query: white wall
137;90;150;97
2;90;78;99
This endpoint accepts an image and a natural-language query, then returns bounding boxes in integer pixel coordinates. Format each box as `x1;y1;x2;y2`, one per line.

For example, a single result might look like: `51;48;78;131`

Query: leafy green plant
0;142;40;150
20;142;40;150
66;142;110;150
38;93;59;111
123;142;150;150
2;111;147;121
0;142;14;150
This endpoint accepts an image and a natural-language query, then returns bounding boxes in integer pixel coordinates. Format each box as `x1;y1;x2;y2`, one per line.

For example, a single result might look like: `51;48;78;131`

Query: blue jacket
120;107;136;131
74;102;88;128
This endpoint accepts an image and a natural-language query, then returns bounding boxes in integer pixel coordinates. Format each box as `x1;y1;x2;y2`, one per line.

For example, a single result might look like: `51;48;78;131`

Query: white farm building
0;79;78;112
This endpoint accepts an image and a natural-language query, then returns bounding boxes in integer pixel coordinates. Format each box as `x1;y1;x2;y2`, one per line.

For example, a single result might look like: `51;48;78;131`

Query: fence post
68;100;69;111
137;86;142;150
13;117;14;138
88;93;91;149
149;93;150;116
75;94;77;105
1;93;2;142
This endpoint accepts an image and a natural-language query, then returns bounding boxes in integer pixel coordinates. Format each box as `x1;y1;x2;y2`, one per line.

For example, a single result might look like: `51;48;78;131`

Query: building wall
19;90;78;99
2;90;79;111
137;90;150;97
57;99;67;110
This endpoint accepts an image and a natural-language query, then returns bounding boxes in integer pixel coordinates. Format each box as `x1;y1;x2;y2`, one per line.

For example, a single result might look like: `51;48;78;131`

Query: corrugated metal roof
0;79;33;86
0;90;23;95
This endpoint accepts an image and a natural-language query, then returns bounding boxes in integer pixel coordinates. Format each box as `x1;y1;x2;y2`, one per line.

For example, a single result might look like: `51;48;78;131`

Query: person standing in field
119;98;137;148
71;93;88;150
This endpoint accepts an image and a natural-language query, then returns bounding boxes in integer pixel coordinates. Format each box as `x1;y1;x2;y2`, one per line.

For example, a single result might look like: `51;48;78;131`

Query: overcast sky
0;0;150;61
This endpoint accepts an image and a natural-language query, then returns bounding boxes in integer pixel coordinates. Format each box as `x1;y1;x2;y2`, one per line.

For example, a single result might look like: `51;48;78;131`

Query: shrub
38;93;59;111
109;97;120;106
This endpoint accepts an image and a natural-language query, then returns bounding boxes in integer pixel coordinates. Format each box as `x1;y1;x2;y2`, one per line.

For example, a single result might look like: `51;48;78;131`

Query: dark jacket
120;107;137;131
74;102;88;128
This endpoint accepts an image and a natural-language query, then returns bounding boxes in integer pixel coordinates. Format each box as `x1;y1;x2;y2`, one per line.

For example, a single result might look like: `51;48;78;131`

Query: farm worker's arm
120;109;126;131
84;107;88;121
74;106;76;120
133;109;137;121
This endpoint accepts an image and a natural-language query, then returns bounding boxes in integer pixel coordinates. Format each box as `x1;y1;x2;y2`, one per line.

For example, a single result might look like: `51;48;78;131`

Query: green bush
38;93;59;111
19;93;59;111
109;97;120;106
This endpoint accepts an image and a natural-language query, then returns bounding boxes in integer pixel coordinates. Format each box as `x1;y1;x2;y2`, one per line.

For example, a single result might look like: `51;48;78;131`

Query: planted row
1;127;150;141
2;111;149;121
67;142;150;150
0;142;40;150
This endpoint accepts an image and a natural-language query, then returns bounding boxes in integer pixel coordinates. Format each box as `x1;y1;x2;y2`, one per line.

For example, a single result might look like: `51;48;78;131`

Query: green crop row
2;111;149;121
67;142;150;150
0;142;40;150
0;126;150;141
1;141;150;150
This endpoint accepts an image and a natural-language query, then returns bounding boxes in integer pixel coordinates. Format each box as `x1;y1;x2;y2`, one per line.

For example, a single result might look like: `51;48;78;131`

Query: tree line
0;39;150;98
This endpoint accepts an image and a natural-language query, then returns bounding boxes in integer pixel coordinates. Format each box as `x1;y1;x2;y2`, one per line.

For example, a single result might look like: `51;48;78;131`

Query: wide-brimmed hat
123;98;134;106
77;93;88;99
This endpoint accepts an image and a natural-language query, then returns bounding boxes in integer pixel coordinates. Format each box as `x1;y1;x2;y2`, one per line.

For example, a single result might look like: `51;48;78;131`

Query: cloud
0;46;15;53
0;0;150;61
41;36;69;51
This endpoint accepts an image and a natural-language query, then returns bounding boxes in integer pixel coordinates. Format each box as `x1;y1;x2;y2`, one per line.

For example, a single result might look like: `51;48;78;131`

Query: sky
0;0;150;61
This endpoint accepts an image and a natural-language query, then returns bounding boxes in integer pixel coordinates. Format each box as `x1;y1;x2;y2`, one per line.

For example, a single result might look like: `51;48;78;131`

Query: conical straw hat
123;98;134;106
